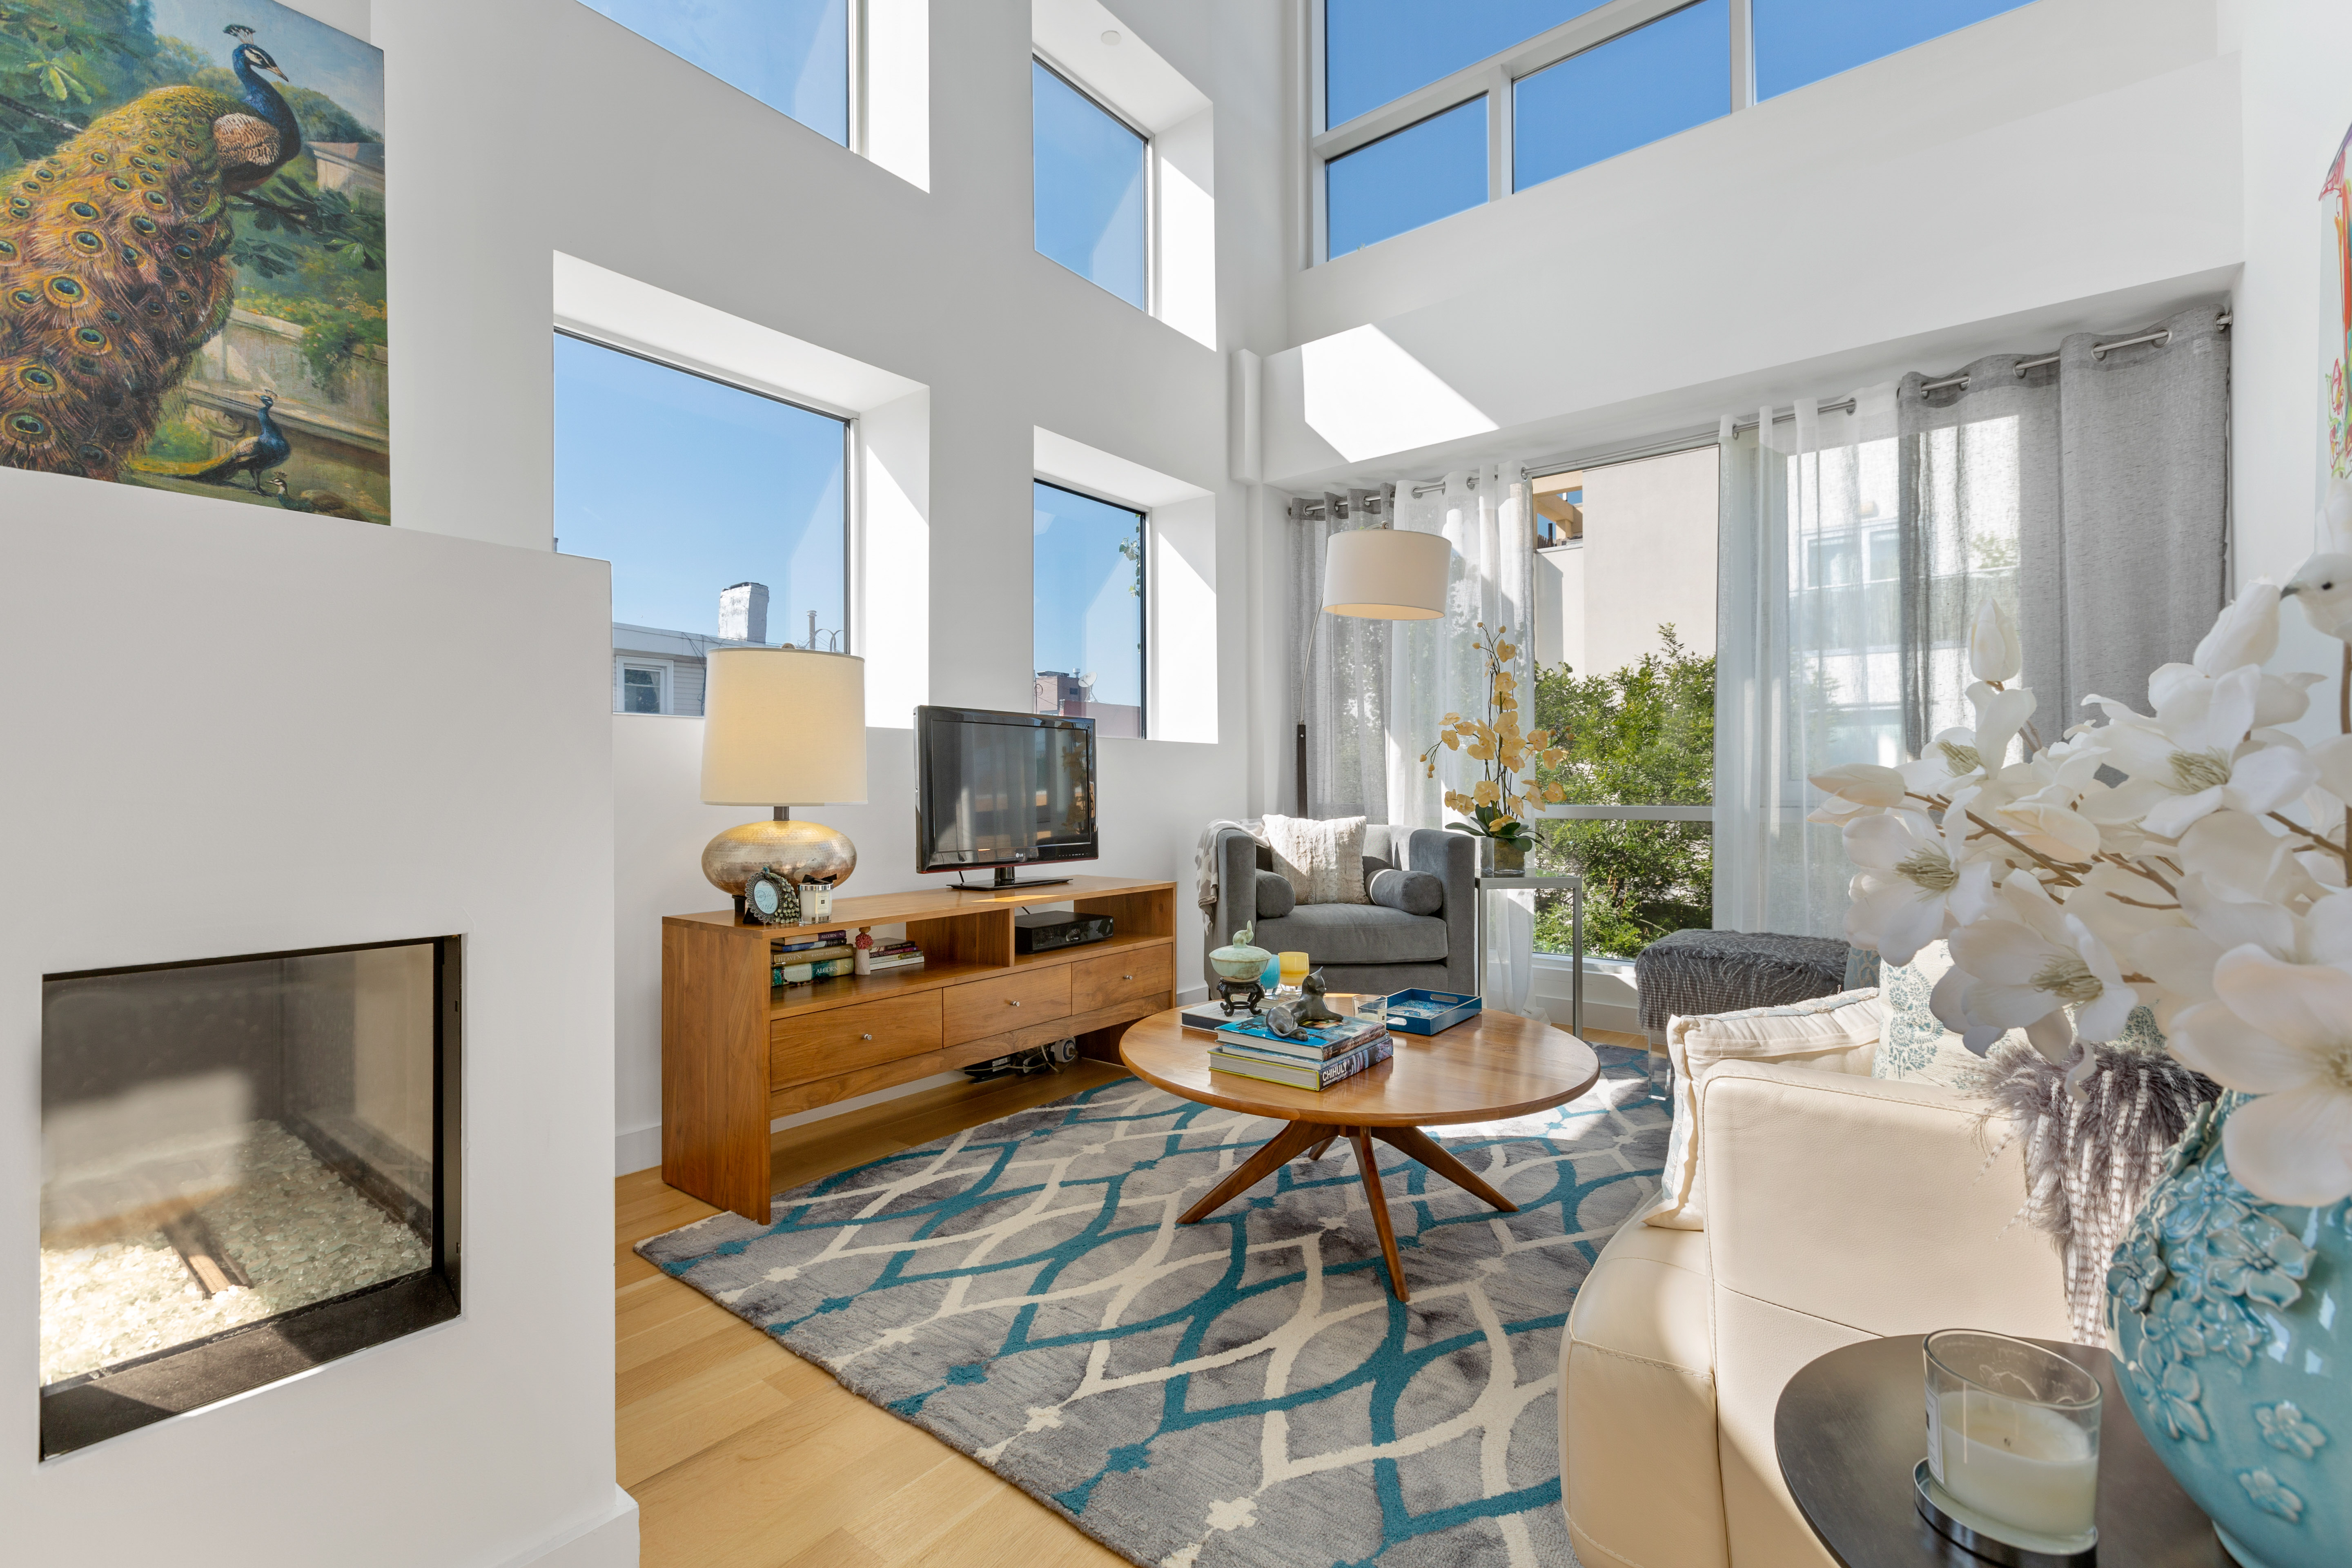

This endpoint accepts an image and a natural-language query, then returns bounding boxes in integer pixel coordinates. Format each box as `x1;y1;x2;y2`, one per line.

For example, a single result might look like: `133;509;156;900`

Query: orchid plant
1813;550;2352;1208
1421;622;1568;850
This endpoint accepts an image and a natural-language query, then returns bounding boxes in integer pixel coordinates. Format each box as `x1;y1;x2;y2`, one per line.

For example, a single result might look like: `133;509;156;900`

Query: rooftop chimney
718;581;769;644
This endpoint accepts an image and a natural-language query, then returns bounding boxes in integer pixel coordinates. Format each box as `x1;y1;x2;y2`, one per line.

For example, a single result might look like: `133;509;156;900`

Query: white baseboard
614;1122;662;1177
498;1486;638;1568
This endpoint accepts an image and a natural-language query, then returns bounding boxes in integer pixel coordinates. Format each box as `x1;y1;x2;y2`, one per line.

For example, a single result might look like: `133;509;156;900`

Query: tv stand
954;867;1071;890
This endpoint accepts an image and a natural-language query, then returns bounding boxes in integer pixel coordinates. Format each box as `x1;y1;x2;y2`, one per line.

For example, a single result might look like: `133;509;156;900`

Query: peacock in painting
0;1;387;513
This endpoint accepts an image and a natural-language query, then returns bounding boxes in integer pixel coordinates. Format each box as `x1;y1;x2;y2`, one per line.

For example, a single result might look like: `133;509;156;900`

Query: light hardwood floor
615;1031;1649;1568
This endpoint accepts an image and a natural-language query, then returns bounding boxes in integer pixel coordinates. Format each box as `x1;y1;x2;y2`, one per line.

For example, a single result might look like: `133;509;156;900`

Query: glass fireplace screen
39;938;460;1457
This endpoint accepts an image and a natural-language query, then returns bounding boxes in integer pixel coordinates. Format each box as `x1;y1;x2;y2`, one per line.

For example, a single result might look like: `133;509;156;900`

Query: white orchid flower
1841;808;1993;966
1992;786;2103;865
2089;666;2318;840
2168;948;2352;1205
1941;874;2137;1054
2177;809;2322;905
1969;598;2023;684
1899;683;2038;797
2283;552;2352;642
2192;582;2281;675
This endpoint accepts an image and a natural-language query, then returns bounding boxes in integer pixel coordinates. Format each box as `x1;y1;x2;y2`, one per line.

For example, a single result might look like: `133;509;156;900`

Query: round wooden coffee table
1119;1006;1601;1301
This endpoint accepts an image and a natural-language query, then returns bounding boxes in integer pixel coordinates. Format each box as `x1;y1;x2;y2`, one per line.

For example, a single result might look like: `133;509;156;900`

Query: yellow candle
1278;951;1309;990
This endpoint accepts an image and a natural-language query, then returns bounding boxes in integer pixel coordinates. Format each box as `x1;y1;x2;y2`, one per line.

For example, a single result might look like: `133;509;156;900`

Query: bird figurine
129;391;289;491
267;472;376;521
2284;553;2352;641
0;29;303;481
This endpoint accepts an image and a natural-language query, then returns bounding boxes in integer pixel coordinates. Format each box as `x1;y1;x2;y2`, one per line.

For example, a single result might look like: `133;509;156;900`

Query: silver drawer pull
860;1033;873;1041
1007;999;1021;1007
1121;974;1132;981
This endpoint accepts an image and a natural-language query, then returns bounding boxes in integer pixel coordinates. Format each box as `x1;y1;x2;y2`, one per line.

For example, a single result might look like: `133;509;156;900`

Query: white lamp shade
1321;528;1450;619
700;647;868;806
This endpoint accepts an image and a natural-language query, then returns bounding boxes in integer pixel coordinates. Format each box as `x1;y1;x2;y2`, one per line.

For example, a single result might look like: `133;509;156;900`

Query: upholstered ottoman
1633;929;1852;1048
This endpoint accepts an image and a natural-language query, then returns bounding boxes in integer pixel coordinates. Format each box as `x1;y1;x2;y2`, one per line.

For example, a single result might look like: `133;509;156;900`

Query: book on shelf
771;943;855;966
774;930;850;953
864;954;924;971
775;956;856;984
1207;1033;1392;1091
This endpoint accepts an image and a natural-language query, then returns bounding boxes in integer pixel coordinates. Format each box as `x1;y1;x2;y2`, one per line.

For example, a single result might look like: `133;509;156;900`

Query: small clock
743;868;798;926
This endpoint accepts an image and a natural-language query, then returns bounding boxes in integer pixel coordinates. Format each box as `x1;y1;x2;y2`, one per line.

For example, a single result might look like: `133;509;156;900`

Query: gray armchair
1209;824;1477;996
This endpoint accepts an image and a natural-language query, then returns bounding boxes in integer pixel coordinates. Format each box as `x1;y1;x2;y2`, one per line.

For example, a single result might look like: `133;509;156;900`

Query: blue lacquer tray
1378;989;1482;1035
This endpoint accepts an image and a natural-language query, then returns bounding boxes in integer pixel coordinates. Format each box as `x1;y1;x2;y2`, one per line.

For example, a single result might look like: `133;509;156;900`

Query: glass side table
1473;872;1582;1036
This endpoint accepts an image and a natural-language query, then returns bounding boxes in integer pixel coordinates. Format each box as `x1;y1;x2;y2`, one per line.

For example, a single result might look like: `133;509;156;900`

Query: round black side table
1774;1334;2226;1567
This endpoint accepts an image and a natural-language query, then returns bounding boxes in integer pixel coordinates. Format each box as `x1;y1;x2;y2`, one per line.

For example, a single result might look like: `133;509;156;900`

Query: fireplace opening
39;938;461;1458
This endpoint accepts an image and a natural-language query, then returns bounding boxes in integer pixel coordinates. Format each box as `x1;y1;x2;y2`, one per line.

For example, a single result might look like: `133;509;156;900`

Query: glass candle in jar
1923;1330;2101;1543
1278;951;1310;993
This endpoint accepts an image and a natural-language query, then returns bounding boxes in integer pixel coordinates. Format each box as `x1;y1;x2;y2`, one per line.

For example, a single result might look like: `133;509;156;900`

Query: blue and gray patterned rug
637;1045;1666;1568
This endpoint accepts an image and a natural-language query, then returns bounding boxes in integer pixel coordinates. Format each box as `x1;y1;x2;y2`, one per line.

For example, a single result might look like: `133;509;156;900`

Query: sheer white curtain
1384;464;1541;1012
1715;387;1902;937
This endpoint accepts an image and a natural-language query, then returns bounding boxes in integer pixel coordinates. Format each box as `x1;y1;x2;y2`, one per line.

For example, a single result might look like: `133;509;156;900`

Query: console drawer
944;967;1071;1045
1071;945;1172;1013
770;993;941;1089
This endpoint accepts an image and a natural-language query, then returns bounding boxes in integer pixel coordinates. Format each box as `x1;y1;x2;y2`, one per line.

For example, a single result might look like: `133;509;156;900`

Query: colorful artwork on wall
2323;119;2352;533
0;1;386;520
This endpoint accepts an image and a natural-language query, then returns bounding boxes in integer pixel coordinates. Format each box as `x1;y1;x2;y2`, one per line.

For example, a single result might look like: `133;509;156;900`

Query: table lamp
699;646;866;917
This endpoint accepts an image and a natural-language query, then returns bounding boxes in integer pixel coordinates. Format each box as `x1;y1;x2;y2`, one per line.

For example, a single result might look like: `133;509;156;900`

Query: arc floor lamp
1298;524;1451;816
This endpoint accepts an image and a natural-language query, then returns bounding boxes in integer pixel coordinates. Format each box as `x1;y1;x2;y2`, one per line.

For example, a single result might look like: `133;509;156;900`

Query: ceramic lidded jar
1210;920;1275;981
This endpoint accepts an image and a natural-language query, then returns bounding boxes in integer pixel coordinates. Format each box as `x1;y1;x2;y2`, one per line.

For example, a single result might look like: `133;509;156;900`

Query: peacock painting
0;0;387;519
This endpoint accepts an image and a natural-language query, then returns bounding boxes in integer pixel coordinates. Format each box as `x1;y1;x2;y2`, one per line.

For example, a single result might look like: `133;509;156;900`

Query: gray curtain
1293;492;1389;820
1898;304;2230;751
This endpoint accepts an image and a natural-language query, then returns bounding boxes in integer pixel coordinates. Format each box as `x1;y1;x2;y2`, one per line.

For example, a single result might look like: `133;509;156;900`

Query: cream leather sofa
1559;1040;2074;1568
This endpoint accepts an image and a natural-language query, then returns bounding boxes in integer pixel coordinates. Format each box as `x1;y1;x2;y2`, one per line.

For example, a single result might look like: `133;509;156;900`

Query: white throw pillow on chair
1261;813;1369;905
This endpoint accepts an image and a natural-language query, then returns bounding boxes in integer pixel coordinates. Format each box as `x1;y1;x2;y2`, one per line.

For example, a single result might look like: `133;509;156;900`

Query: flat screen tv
914;706;1098;888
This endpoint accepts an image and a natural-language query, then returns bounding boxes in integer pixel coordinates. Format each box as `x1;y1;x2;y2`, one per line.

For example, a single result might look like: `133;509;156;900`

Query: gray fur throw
1981;1042;2219;1343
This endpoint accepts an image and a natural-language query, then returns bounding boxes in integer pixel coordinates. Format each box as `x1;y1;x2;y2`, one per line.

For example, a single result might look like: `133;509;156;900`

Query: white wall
0;487;623;1566
584;0;1296;1170
1261;0;2241;488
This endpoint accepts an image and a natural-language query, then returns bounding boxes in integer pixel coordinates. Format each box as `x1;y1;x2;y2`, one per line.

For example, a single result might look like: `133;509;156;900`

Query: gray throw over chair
1208;824;1477;996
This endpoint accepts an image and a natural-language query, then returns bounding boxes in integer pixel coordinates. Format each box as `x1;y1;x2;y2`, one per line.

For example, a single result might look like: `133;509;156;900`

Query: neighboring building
717;582;769;644
1034;670;1141;737
614;582;777;714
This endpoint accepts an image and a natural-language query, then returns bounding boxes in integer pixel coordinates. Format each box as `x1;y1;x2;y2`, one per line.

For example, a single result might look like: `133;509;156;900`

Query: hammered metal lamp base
701;819;858;905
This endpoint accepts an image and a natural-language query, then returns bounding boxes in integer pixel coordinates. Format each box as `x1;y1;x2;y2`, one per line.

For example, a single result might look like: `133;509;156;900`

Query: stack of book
1207;1012;1392;1091
866;939;924;973
771;929;853;986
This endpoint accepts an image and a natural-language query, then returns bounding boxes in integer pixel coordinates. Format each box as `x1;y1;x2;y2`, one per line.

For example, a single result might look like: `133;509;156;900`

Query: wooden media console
661;876;1178;1222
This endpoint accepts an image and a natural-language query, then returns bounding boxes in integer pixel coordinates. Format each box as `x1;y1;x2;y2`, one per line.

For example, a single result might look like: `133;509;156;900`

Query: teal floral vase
2106;1098;2348;1568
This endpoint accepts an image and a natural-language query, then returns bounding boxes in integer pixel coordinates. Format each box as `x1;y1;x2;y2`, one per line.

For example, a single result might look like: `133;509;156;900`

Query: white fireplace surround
0;477;630;1565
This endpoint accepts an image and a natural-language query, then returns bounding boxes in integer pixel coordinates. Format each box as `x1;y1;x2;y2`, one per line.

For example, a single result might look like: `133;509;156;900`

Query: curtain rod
1915;314;2230;395
1286;483;1396;524
1729;398;1858;435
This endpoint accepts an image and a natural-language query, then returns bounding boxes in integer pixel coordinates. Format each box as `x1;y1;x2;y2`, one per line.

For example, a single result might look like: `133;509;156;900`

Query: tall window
1527;448;1719;959
1032;481;1145;740
1033;60;1148;310
1514;0;1729;192
1326;96;1488;256
578;0;851;146
554;334;850;716
1755;0;2030;100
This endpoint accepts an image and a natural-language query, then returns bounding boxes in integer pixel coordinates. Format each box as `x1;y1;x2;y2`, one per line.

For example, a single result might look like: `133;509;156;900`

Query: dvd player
1013;911;1114;954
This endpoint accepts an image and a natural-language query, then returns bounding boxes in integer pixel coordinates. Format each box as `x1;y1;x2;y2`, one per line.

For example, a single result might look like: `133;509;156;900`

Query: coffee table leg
1178;1119;1336;1225
1305;1135;1337;1161
1348;1127;1410;1302
1374;1125;1519;1214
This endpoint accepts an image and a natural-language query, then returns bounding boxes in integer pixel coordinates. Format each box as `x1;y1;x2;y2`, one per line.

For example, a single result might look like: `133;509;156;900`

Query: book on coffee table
1207;1033;1392;1091
1215;1013;1388;1062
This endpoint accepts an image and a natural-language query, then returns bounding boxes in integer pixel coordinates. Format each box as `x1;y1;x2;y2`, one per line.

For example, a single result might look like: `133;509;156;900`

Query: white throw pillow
1871;941;1999;1094
1645;987;1885;1232
1261;813;1368;905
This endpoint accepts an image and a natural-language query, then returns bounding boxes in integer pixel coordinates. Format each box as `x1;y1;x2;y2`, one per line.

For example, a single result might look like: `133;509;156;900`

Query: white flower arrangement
1814;551;2352;1207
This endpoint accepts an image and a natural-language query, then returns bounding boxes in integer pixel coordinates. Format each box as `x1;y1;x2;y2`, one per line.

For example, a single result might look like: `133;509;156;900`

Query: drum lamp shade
1321;528;1450;619
699;647;867;806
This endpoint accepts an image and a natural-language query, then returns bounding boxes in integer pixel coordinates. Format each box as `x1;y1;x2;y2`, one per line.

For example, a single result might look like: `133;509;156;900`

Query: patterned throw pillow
1871;940;1998;1094
1261;813;1368;904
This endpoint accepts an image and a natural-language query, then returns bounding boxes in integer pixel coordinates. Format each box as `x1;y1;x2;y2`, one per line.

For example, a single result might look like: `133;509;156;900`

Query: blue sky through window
1033;482;1145;726
1324;0;1601;127
1515;0;1730;190
578;0;848;145
1033;62;1149;309
553;334;846;654
1755;0;2030;99
1327;96;1487;257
